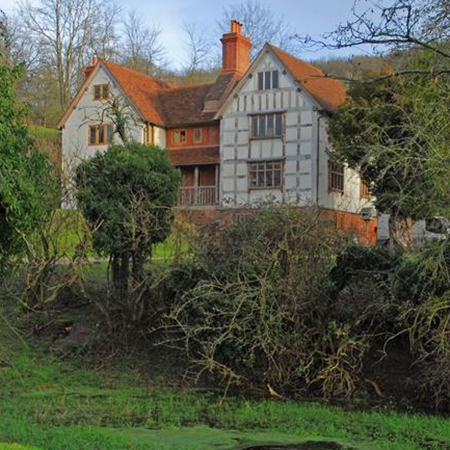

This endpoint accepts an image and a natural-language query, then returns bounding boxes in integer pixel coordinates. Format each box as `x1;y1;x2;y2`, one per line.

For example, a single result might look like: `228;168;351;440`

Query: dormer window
93;84;109;101
257;70;279;90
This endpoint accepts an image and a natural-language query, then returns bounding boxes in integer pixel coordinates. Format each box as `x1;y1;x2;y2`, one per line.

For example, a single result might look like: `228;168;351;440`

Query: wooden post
215;164;219;205
194;166;199;205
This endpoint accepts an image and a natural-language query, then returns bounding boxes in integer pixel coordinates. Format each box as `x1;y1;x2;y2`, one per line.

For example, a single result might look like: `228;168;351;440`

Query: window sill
250;136;284;141
249;186;283;191
329;189;344;195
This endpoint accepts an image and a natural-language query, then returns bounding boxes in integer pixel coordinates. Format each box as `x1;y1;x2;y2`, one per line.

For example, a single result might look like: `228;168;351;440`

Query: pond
244;443;351;450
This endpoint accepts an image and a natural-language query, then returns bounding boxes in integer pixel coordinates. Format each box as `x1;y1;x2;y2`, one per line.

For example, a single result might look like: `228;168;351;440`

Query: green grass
1;341;450;450
28;126;61;139
48;209;181;260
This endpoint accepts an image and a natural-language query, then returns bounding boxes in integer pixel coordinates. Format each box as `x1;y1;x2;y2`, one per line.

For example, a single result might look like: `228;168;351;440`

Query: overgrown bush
394;239;450;407
330;244;404;331
165;207;373;397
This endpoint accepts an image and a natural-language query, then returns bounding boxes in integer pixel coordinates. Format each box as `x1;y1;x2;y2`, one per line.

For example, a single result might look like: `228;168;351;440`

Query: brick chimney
84;55;99;79
221;20;252;74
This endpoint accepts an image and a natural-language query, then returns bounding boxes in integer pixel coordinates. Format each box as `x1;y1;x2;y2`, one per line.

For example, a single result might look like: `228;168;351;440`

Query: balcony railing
179;186;218;206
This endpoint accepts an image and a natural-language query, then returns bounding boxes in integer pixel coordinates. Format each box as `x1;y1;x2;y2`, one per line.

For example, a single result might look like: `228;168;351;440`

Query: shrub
165;206;370;397
330;244;403;330
75;143;180;326
0;65;55;279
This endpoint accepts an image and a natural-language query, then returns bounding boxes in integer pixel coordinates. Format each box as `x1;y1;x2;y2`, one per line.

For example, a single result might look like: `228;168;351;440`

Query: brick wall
176;207;378;245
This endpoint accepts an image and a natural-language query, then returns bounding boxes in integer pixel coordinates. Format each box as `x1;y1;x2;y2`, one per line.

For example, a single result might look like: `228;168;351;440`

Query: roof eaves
266;44;326;112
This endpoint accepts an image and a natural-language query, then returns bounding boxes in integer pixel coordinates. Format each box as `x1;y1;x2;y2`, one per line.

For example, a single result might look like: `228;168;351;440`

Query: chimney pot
230;20;243;34
84;55;99;79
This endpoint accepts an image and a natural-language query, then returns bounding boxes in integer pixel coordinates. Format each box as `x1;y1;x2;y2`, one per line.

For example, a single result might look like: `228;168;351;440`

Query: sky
1;0;366;69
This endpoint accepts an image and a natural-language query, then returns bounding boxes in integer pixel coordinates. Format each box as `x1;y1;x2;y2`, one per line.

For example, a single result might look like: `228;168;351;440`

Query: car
377;214;450;245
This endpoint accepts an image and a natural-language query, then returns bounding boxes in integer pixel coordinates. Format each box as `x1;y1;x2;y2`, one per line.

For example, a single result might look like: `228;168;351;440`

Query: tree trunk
388;214;412;251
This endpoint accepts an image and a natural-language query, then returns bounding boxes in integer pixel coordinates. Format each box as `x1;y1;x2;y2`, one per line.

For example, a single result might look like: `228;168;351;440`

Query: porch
177;164;219;207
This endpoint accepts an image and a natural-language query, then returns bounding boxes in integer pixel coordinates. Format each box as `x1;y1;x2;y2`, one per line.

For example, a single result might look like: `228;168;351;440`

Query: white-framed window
248;160;283;189
257;70;279;90
251;113;283;139
329;161;344;193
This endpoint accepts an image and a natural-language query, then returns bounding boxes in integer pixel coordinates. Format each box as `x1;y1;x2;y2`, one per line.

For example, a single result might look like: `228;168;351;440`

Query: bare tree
182;20;213;74
297;0;450;76
86;1;121;62
16;0;119;108
218;0;298;58
0;10;37;68
0;10;11;64
120;11;165;76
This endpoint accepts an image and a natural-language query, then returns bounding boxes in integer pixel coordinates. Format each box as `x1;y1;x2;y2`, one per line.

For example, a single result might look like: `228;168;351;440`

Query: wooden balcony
178;186;218;206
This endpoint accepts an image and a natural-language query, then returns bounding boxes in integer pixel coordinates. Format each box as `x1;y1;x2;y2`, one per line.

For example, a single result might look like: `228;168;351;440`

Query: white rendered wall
61;65;166;177
316;117;373;214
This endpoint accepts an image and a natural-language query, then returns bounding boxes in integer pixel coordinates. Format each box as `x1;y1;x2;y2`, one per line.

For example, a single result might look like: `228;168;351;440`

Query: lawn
1;312;450;450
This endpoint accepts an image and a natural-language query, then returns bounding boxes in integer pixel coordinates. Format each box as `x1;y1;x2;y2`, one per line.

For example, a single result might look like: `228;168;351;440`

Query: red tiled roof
158;84;215;127
103;61;170;126
268;44;347;112
103;61;240;127
167;147;220;166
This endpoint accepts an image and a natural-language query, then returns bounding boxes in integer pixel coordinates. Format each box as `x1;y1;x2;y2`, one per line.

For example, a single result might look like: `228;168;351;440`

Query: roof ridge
102;59;173;89
159;82;215;92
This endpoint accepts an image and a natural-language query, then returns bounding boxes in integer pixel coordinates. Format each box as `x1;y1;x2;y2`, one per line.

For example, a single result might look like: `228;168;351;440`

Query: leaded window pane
89;127;96;145
258;115;266;137
275;114;282;136
258;72;264;90
272;70;279;89
107;124;114;143
98;126;105;144
274;169;281;187
265;71;271;89
94;85;101;100
267;114;274;137
252;116;258;137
